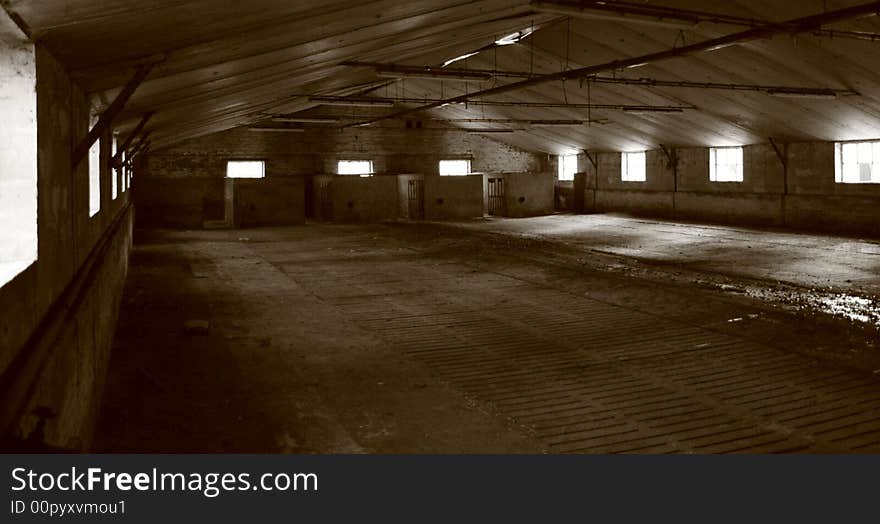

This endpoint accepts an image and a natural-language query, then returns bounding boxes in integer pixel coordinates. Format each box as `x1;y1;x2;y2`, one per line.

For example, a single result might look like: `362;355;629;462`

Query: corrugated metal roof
6;0;880;153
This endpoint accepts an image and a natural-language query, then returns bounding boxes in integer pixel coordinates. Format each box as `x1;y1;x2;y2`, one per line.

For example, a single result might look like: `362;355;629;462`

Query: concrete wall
0;41;131;450
331;176;400;222
235;178;305;227
137;177;225;228
138;125;546;227
501;172;556;218
424;175;484;220
578;143;880;236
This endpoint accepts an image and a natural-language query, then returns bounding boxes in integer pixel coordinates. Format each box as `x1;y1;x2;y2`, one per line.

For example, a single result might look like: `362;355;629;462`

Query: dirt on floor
94;218;880;454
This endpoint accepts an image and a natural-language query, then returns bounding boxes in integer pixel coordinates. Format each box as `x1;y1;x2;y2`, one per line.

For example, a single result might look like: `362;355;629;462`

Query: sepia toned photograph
2;0;880;458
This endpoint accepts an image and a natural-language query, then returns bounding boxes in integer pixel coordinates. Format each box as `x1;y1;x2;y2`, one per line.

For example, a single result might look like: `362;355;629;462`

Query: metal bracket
584;150;598;172
72;64;155;169
659;144;677;170
769;137;787;170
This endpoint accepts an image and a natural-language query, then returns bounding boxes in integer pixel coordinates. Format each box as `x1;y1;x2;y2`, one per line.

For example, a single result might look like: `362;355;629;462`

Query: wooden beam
128;132;152;161
769;137;787;170
111;112;153;167
584;150;598;172
659;144;677;169
72;64;155;169
349;1;880;127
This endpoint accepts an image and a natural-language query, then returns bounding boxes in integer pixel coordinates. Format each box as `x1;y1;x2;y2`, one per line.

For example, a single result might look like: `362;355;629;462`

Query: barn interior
2;0;880;454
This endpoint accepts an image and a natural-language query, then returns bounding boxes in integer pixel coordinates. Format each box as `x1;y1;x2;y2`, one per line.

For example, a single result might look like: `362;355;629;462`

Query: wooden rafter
71;64;155;169
348;1;880;128
111;112;154;168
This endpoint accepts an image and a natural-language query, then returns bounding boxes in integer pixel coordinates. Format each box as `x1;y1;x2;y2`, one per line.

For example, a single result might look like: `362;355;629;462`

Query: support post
769;137;788;171
584;150;598;172
659;144;677;170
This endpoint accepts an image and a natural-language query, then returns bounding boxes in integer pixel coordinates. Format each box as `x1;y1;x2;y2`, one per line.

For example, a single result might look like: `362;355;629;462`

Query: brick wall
138;123;547;227
576;142;880;235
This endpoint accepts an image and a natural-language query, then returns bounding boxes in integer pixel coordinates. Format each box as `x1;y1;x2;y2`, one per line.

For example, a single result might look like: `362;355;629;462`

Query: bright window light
709;146;743;182
439;159;471;176
226;160;265;179
557;154;577;181
88;122;101;217
338;160;373;176
0;9;38;287
835;141;880;184
111;135;118;200
621;151;646;182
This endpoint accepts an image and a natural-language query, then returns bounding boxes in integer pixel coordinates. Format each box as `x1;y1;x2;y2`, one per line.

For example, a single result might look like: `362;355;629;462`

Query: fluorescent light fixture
622;107;684;114
249;128;305;132
271;117;340;124
766;89;838;100
309;96;394;107
530;1;697;29
528;119;594;126
375;68;492;81
443;52;479;67
465;129;517;133
495;28;534;46
707;42;736;52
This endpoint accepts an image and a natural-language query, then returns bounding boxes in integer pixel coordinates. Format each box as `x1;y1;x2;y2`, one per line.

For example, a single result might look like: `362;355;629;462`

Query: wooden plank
71;63;154;168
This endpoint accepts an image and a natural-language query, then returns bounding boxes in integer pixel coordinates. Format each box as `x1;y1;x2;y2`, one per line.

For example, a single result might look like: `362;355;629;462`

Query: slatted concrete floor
261;229;880;454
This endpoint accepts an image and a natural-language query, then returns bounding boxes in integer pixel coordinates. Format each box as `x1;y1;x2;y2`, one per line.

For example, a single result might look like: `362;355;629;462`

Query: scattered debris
183;319;210;335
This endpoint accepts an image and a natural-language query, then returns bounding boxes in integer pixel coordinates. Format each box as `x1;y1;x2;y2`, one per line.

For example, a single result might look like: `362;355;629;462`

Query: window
121;152;127;192
557;154;577;181
111;135;118;200
709;146;743;182
226;160;265;179
337;160;373;176
0;10;38;286
621;152;646;182
88;118;101;217
835;141;880;184
439;159;471;176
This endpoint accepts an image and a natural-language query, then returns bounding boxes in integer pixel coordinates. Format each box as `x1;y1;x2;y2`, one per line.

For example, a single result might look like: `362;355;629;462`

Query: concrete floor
95;216;880;453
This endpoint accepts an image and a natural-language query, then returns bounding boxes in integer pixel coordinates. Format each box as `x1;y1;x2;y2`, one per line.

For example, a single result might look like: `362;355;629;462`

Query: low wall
330;176;399;222
594;189;674;217
425;175;484;220
502;172;555;218
136;177;224;228
674;192;783;226
1;207;132;451
135;176;306;228
235;178;305;227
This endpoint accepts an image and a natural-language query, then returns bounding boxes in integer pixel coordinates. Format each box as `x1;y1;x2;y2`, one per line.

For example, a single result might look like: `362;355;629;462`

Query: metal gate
488;177;505;216
319;181;333;220
407;179;424;220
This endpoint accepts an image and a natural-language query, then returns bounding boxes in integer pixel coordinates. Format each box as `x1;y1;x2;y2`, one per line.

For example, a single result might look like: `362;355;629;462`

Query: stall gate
407;179;425;220
488;177;505;216
319;180;333;220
